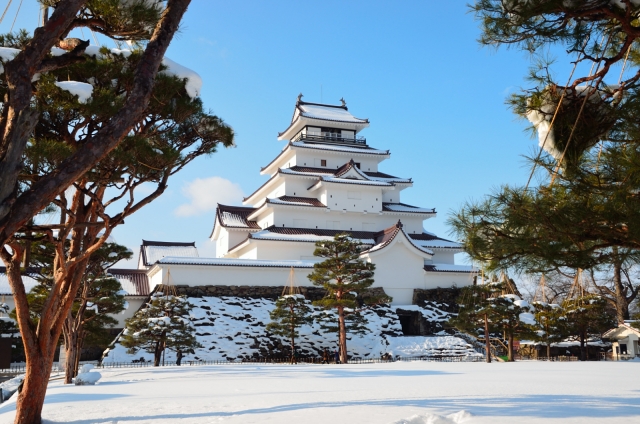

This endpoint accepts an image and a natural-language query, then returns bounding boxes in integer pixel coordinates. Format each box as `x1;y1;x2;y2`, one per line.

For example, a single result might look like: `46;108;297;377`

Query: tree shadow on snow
38;393;640;423
311;368;455;378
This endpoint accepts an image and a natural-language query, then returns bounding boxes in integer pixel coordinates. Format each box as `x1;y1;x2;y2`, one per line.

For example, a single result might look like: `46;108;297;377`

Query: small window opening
321;159;327;167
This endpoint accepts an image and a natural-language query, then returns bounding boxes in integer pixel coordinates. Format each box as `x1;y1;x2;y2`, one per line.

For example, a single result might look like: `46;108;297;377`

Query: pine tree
529;302;568;359
562;294;614;361
449;2;640;324
266;295;313;363
486;283;537;362
308;233;388;364
27;240;130;383
120;292;200;366
449;283;493;363
0;2;194;421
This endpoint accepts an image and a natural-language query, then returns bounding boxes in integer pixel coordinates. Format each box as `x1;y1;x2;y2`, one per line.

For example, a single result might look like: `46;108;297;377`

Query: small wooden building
603;323;640;358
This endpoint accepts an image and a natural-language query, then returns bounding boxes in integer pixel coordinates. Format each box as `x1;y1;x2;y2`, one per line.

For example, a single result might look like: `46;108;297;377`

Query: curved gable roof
365;221;434;257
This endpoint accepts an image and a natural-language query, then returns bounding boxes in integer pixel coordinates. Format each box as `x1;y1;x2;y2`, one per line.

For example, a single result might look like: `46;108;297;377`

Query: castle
139;97;476;305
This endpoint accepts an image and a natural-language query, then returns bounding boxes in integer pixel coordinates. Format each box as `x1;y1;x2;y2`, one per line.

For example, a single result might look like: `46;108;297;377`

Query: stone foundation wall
412;287;462;313
161;284;389;303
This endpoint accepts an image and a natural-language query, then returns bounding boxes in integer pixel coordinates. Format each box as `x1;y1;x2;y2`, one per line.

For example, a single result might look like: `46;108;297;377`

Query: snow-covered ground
0;361;638;423
104;296;478;362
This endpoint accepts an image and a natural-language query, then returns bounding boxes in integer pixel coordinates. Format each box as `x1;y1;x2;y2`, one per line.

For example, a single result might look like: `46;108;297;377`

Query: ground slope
0;361;638;423
103;296;478;362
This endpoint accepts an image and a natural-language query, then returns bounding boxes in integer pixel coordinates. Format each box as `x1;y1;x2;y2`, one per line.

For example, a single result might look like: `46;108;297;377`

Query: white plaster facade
604;323;640;357
147;99;477;305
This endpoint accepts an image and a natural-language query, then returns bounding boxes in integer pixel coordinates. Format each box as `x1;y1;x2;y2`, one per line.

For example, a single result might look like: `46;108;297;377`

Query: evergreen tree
529;302;568;359
266;295;313;363
449;2;640;324
486;284;537;362
308;233;388;364
562;294;614;361
26;240;130;382
120;292;200;366
0;2;194;421
449;283;493;363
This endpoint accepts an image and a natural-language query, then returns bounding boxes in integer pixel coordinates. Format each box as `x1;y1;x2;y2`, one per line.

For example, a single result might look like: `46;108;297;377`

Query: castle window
321;159;327;167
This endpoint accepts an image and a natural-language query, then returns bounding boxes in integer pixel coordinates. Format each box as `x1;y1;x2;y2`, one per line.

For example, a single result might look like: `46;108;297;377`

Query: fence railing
0;354;485;374
292;132;367;145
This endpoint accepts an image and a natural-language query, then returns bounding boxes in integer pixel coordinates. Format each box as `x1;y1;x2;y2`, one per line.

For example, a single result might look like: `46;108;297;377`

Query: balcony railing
293;131;366;145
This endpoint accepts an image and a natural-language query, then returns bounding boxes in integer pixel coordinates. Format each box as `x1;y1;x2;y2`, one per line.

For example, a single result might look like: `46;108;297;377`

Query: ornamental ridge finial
340;97;346;107
297;93;303;102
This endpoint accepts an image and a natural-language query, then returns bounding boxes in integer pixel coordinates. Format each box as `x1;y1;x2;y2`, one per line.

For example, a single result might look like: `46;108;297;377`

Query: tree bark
0;2;193;422
63;312;80;384
154;340;162;367
612;258;630;323
337;306;348;364
13;347;54;424
290;303;295;364
507;333;514;362
547;343;551;359
0;0;192;246
484;314;491;363
580;331;586;361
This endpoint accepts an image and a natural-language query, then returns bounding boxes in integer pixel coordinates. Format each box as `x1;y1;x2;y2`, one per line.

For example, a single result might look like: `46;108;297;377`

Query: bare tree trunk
74;329;86;377
484;314;491;363
154;340;162;367
13;347;54;424
337;306;348;364
290;304;295;364
547;343;551;359
580;332;586;361
507;333;514;362
612;258;630;323
63;313;80;384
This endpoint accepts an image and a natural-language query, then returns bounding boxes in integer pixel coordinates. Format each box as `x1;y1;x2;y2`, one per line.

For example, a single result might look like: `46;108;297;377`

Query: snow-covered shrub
74;364;101;385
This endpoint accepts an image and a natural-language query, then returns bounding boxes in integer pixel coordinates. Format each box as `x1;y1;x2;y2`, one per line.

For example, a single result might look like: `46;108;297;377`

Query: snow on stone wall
103;296;479;363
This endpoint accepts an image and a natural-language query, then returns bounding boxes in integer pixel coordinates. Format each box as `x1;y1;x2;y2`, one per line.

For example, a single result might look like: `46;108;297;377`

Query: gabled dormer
277;95;370;145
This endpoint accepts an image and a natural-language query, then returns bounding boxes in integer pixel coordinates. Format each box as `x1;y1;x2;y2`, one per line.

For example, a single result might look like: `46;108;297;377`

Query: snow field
103;296;478;363
0;361;638;423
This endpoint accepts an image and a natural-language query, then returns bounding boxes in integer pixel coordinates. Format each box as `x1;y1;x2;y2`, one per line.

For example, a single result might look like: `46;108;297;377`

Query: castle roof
216;204;262;229
260;141;389;176
226;223;442;257
382;203;436;215
156;257;316;268
107;268;150;296
282;160;411;184
0;267;41;295
409;232;462;249
140;240;199;267
278;99;370;141
366;221;435;257
423;264;478;273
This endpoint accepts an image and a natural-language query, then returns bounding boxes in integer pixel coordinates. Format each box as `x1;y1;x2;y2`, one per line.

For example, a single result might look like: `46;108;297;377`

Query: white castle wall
266;208;427;234
293;150;381;172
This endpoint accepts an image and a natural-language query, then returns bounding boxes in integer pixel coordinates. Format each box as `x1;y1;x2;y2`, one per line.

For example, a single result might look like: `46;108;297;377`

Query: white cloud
174;176;244;217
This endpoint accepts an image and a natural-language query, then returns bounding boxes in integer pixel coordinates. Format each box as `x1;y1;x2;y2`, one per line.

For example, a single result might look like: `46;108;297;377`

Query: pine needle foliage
528;302;569;358
308;233;387;363
120;292;200;366
562;294;614;360
266;295;313;362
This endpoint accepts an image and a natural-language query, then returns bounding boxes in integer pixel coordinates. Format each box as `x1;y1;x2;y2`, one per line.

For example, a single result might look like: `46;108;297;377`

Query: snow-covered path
0;361;638;423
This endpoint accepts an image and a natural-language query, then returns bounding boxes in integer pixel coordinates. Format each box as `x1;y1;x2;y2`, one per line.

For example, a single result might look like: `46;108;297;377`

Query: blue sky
8;1;561;266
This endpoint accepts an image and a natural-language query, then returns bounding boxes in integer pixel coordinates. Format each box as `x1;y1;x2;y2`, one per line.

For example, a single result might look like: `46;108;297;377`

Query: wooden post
484;314;491;363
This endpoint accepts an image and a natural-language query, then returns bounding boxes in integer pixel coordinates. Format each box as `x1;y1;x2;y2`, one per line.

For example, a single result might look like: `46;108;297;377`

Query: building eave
260;143;296;176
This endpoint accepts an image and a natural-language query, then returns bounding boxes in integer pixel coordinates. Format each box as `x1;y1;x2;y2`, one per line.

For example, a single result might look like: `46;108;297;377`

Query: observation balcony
292;131;367;145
